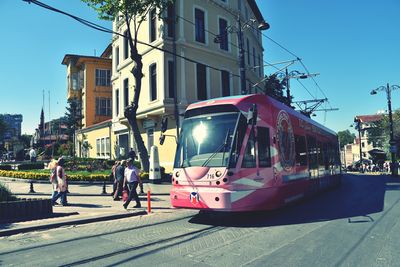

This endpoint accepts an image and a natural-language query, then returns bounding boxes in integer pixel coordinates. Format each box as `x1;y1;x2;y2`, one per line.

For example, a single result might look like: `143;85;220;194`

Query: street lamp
370;83;400;176
352;118;364;172
214;17;269;95
276;69;319;105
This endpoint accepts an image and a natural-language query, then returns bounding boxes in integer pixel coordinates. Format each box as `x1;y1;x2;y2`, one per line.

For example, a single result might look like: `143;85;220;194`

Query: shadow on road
190;174;390;227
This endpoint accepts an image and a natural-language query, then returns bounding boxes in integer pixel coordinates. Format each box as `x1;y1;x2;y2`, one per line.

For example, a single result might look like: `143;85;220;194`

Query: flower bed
0;170;149;182
0;170;109;182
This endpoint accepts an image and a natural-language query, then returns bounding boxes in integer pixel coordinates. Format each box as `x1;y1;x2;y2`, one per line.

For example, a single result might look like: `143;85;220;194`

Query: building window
166;3;174;38
196;63;207;100
106;137;110;156
115;89;119;116
79;70;84;89
150;8;157;42
96;137;110;158
221;70;230;97
253;47;256;68
168;61;175;98
96;139;100;157
258;54;262;77
95;69;111;87
95;97;112;116
71;73;78;90
124;78;129;107
150;63;157;101
195;8;205;43
246;38;250;65
123;30;129;59
218;18;228;51
115;46;119;69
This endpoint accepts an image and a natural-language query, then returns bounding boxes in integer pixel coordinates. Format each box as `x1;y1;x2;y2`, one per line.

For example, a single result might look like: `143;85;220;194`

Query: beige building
342;114;383;167
111;0;268;171
62;46;113;158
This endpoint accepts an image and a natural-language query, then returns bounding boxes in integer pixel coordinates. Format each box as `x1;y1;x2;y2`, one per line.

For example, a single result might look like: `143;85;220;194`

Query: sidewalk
0;178;173;237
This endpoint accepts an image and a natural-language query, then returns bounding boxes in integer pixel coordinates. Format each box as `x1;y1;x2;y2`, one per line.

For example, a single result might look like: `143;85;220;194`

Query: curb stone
0;210;148;237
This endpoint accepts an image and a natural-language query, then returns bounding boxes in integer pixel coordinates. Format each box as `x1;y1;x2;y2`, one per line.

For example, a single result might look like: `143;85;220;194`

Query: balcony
67;88;82;101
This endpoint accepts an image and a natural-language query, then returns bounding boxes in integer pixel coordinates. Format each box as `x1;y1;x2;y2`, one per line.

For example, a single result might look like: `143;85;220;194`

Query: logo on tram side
190;192;200;204
277;110;295;171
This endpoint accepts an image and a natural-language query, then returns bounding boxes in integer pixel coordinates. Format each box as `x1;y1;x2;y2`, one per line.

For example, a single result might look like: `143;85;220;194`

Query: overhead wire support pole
237;18;247;95
371;83;400;176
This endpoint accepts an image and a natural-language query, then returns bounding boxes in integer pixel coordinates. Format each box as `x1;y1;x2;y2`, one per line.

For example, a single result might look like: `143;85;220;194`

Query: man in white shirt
123;158;142;209
29;148;37;162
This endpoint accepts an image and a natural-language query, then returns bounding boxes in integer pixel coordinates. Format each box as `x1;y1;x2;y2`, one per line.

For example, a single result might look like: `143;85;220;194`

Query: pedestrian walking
29;147;37;162
123;158;142;209
113;160;125;200
111;160;120;198
48;158;58;204
51;157;68;206
128;148;137;160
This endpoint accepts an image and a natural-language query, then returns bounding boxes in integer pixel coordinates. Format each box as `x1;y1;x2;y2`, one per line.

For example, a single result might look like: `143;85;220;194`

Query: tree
82;0;174;171
20;134;32;148
337;130;356;148
263;74;291;106
0;116;7;141
65;98;83;156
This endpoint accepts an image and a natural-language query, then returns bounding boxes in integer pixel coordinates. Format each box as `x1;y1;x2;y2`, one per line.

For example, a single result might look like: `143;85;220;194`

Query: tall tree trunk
124;46;150;172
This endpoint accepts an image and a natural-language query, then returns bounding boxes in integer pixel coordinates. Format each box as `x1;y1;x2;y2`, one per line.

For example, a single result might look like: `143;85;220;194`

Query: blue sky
258;0;400;132
0;0;399;135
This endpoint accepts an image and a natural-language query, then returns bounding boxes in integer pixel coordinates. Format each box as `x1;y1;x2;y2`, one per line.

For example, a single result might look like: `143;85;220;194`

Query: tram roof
187;94;337;137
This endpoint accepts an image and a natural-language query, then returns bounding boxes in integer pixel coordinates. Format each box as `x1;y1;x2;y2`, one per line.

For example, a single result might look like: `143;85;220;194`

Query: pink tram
169;94;341;212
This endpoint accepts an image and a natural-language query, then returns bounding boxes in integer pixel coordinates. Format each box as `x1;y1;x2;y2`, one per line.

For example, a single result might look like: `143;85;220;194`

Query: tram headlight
215;170;222;177
175;171;180;178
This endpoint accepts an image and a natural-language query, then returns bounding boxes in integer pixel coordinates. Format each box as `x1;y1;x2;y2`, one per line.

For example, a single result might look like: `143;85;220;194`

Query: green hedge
0;165;12;171
0;170;109;182
17;162;45;170
0;182;17;202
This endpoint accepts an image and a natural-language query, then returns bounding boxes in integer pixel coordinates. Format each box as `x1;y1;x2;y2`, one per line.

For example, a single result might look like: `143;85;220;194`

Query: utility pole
386;83;397;176
371;83;399;176
356;118;363;172
237;18;246;95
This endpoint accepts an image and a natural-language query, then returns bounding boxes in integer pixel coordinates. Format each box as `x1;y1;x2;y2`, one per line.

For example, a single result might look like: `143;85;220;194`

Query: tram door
241;127;272;177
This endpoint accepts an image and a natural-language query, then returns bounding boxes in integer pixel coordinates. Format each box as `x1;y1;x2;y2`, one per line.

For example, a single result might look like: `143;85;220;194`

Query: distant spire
39;108;45;136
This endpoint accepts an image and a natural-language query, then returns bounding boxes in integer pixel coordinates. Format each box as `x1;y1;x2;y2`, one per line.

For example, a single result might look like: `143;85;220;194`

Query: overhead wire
25;0;332;102
23;0;257;90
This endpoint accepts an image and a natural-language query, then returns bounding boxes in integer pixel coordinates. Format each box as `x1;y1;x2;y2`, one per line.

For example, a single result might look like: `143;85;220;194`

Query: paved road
1;173;399;266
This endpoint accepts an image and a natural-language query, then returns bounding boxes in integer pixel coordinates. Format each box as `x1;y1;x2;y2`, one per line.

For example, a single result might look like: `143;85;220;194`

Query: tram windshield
174;112;243;168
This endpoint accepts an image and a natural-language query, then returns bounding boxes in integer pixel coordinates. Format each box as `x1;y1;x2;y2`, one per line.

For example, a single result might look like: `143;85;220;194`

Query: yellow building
62;46;113;158
111;0;268;172
76;120;112;159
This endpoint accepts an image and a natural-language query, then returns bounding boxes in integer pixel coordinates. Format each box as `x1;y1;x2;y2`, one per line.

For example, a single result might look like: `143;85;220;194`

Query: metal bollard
101;181;107;195
29;181;36;194
147;190;151;213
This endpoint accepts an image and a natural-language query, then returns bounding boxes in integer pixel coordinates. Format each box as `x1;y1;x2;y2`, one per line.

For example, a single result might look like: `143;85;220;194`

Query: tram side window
257;127;271;167
242;129;256;168
295;135;307;166
318;142;324;169
323;143;329;170
307;136;318;169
